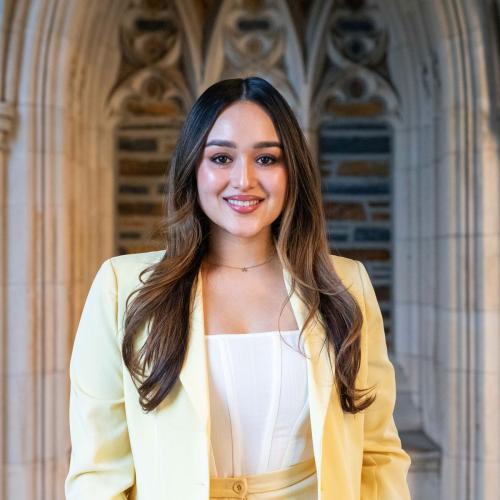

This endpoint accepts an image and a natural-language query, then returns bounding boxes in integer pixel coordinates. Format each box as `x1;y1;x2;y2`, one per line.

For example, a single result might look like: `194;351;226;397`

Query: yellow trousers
209;457;317;499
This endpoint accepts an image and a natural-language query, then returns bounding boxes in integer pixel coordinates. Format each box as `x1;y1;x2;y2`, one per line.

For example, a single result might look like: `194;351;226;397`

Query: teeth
226;199;261;207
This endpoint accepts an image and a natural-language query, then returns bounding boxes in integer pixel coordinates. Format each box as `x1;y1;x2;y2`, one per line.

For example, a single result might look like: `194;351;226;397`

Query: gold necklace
205;250;276;272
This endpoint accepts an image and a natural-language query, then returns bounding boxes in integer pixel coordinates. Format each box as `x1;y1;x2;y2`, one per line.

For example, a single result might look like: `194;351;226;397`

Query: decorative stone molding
312;0;397;347
0;1;498;499
0;101;15;150
107;0;193;254
312;0;399;123
108;0;192;124
202;0;302;119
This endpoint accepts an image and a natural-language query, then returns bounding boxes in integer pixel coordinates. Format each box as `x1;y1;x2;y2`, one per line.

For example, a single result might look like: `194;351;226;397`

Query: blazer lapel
177;263;343;497
178;268;211;435
177;265;336;414
281;266;336;494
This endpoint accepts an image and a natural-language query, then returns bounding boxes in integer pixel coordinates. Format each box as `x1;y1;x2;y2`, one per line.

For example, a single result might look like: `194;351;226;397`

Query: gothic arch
201;0;305;120
1;1;498;499
2;0;126;497
382;1;499;498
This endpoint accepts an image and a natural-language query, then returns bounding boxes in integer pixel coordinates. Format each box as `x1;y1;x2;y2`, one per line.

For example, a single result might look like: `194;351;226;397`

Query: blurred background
1;0;499;498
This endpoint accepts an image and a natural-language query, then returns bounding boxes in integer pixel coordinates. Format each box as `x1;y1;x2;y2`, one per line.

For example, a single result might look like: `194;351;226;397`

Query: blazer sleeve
356;260;412;499
65;258;135;499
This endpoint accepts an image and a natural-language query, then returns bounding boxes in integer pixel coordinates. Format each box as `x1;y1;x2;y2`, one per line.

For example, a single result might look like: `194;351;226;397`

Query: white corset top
205;329;314;478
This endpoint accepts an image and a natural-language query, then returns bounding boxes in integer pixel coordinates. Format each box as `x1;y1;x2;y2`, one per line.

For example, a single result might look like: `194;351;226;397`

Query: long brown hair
122;77;375;414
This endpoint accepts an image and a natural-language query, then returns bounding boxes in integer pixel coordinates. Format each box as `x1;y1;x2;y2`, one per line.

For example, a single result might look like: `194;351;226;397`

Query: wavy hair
122;76;375;414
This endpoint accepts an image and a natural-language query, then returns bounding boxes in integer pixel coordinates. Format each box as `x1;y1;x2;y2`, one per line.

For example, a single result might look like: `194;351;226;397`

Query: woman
65;77;411;499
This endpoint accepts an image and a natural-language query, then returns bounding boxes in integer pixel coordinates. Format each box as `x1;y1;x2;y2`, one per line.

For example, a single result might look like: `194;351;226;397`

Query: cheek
196;162;227;197
265;168;287;200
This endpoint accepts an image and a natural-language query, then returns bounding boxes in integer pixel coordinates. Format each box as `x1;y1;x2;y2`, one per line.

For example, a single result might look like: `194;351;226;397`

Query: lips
223;195;264;201
223;195;264;213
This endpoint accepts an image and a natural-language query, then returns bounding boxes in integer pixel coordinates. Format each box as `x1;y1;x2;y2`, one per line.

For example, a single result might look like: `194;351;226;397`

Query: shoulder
328;253;367;308
328;253;361;285
109;249;165;270
329;253;358;274
107;249;166;291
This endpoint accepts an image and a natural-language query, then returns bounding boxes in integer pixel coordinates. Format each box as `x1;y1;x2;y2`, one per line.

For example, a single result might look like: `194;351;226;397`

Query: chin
220;223;267;239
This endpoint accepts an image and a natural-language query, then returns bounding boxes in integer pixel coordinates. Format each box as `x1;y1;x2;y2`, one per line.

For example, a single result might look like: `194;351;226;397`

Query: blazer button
233;480;245;494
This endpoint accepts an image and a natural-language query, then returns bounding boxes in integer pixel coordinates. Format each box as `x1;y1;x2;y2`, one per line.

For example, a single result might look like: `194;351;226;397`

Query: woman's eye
257;155;277;166
211;154;231;165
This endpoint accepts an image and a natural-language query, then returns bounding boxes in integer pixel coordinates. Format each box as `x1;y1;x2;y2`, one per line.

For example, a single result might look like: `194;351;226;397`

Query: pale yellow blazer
65;250;411;499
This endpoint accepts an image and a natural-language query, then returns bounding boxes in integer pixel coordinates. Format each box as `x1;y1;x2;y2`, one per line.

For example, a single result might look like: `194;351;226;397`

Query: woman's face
196;100;287;239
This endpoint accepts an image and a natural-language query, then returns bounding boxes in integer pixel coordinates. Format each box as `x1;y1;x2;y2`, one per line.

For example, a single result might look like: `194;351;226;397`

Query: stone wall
0;1;498;499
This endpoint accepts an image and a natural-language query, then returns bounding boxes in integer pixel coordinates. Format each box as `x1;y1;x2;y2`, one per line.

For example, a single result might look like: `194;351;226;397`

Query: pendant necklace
205;250;276;272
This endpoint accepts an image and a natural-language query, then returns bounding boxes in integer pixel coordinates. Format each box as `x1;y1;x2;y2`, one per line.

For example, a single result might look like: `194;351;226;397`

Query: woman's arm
65;258;135;499
356;260;412;499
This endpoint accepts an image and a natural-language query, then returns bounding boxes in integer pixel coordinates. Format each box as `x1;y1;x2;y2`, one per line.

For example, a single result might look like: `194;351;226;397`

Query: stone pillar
387;0;500;498
0;99;15;500
1;1;124;498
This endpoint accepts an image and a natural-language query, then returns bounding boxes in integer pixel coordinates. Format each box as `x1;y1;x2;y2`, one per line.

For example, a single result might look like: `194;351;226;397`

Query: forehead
206;101;279;140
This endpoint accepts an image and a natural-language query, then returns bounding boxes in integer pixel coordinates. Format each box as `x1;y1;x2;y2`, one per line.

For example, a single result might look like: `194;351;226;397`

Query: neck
205;226;276;268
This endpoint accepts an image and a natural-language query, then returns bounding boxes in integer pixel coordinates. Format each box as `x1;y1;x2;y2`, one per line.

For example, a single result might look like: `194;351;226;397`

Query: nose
230;154;256;190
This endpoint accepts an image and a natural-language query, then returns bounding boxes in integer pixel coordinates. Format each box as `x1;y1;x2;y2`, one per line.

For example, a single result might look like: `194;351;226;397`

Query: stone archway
1;0;125;498
383;1;500;498
1;1;498;499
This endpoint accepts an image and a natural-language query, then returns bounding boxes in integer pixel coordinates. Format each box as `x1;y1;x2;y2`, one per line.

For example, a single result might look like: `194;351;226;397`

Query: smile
226;199;260;206
223;197;264;213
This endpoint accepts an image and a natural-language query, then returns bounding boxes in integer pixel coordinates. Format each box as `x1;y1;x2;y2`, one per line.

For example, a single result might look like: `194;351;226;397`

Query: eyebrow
205;140;283;149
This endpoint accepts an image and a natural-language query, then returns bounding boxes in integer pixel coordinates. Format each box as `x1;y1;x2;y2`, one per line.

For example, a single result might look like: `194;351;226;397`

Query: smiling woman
65;77;411;500
196;100;287;240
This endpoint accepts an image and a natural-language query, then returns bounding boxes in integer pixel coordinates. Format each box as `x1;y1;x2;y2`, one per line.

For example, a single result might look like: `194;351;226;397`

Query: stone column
387;0;500;498
1;0;124;498
0;99;15;500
